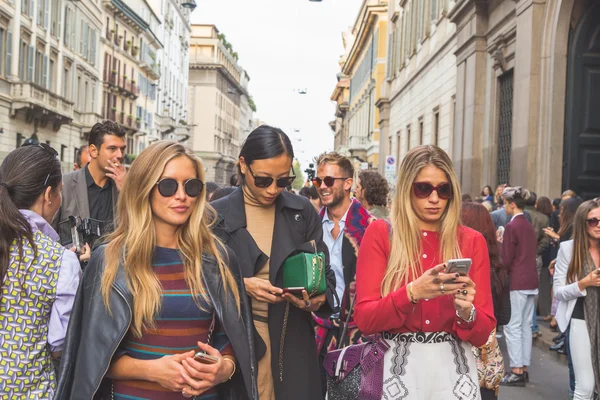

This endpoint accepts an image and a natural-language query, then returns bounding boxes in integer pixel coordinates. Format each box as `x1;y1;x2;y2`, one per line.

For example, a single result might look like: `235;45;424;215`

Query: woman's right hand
410;263;466;301
578;269;600;290
543;227;559;240
244;277;284;304
79;243;91;262
148;351;195;392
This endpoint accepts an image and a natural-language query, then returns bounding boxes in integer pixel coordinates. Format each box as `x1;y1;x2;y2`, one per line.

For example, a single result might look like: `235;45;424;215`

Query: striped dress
112;247;233;400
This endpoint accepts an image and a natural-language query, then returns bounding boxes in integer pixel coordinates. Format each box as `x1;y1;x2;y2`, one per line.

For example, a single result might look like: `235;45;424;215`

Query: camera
304;162;315;181
59;216;107;256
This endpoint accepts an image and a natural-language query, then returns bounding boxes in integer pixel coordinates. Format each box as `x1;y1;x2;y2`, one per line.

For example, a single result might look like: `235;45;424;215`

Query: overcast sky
191;0;364;170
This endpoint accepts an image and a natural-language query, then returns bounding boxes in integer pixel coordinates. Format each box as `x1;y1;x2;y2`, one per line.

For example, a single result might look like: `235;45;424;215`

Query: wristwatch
457;305;476;323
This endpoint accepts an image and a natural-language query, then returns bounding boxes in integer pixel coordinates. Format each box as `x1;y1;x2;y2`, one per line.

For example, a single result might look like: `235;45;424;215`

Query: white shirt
322;206;350;312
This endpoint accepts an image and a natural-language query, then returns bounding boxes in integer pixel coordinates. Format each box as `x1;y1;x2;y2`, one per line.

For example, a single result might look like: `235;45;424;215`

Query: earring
49;201;52;205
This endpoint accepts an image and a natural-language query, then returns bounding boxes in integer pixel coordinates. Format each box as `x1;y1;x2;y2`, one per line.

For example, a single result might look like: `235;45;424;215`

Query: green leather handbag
282;240;326;297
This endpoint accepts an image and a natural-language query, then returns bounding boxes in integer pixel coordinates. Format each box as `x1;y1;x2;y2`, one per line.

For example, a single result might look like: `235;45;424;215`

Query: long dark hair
558;197;584;240
461;202;507;295
536;196;553;217
0;145;62;286
237;125;294;180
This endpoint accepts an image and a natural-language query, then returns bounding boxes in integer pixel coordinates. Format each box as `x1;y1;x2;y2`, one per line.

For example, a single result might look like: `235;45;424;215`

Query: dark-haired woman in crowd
57;142;258;399
0;144;81;398
545;197;584;332
462;202;510;400
481;185;494;204
212;125;336;400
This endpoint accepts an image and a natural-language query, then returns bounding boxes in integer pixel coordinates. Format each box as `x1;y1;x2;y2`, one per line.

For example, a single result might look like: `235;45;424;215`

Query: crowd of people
1;121;599;400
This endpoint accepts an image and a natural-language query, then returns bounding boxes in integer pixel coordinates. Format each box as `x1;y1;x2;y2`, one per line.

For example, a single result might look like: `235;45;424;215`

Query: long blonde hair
101;141;240;337
382;145;463;296
567;200;600;284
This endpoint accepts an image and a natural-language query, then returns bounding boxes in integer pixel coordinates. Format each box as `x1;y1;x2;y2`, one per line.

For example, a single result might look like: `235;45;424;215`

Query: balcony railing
348;136;369;150
11;82;74;120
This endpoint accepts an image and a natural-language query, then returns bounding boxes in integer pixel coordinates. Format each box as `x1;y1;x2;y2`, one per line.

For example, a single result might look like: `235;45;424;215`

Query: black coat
55;244;259;400
211;188;336;400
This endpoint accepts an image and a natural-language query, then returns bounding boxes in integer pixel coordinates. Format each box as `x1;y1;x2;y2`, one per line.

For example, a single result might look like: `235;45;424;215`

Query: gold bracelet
222;356;236;380
408;282;418;304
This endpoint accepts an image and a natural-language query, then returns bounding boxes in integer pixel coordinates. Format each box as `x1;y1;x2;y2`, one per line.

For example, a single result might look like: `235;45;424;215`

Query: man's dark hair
308;185;319;200
358;171;389;207
526;191;537;206
299;186;311;199
75;145;89;167
205;182;220;200
229;174;239;187
552;198;561;210
88;121;127;149
462;194;473;202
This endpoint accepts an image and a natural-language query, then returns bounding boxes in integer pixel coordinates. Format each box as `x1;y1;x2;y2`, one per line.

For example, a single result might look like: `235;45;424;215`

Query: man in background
354;170;389;219
53;121;127;240
74;145;91;171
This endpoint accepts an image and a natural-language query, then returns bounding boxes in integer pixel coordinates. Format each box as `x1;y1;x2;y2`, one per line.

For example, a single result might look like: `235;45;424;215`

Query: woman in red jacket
355;145;496;399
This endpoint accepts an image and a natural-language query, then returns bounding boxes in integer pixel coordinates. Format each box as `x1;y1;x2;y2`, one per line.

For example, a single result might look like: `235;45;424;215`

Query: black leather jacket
55;244;259;400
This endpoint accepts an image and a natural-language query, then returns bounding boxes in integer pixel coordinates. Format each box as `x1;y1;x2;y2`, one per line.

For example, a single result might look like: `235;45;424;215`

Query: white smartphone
446;258;472;276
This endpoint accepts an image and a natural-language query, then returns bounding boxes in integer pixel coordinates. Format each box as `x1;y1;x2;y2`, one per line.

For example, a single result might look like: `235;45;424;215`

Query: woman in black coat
212;125;336;400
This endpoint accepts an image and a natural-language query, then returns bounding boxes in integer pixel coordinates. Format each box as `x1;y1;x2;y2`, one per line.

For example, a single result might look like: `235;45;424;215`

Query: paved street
498;336;569;400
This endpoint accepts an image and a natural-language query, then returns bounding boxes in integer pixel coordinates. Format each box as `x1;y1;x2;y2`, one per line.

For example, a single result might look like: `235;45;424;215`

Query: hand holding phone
281;287;305;297
446;258;472;276
193;350;219;365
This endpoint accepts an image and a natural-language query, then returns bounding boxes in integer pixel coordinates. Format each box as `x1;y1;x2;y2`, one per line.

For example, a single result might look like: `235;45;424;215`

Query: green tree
292;159;305;191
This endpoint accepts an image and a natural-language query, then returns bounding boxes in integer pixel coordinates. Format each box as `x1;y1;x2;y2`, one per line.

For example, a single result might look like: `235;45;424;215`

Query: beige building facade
188;24;252;185
0;0;102;170
341;0;389;172
376;0;600;199
379;0;457;183
449;0;600;198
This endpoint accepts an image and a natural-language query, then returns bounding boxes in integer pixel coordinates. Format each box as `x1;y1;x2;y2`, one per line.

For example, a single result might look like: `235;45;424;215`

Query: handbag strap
337;292;357;350
206;312;216;345
310;239;317;254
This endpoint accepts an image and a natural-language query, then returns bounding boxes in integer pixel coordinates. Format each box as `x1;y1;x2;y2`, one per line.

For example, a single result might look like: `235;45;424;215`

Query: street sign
384;155;396;184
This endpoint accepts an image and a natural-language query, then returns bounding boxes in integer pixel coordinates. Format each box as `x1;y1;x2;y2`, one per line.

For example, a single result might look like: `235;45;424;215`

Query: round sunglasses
312;176;350;187
248;164;296;189
156;178;204;197
586;217;599;228
412;182;453;200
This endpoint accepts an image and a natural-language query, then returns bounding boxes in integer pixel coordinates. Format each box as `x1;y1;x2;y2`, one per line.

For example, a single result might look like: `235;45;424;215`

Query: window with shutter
56;0;61;41
0;29;4;76
70;8;75;49
6;32;11;77
44;0;49;29
90;30;96;66
91;82;96;113
83;23;89;60
49;59;54;91
64;6;69;46
79;19;84;54
42;55;48;88
27;46;34;82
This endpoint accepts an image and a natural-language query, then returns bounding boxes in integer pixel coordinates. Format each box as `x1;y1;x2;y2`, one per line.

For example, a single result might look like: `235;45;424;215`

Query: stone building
378;0;457;183
0;0;102;170
188;24;253;185
341;0;389;172
375;0;599;199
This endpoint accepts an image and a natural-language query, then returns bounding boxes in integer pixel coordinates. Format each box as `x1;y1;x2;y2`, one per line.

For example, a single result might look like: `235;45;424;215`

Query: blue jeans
532;307;539;333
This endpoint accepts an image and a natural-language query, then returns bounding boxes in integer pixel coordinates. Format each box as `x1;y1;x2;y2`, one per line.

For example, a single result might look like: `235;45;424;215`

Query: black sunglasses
22;142;59;187
312;176;350;187
412;182;453;200
586;218;600;228
247;165;296;189
156;178;204;197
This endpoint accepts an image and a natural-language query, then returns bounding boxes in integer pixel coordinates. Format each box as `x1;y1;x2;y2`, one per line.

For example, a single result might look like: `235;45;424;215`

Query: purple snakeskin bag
324;338;390;400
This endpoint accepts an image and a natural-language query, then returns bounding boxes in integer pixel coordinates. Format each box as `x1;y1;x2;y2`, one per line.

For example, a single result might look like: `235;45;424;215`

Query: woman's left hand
179;342;234;398
282;289;326;312
452;276;476;320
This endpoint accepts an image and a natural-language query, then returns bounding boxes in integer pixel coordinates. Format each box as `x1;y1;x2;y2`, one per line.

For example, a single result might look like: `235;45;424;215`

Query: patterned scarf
583;258;600;394
314;199;376;354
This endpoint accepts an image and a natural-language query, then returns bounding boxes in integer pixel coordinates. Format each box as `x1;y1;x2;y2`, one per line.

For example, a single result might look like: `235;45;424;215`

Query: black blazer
211;188;335;400
56;244;259;400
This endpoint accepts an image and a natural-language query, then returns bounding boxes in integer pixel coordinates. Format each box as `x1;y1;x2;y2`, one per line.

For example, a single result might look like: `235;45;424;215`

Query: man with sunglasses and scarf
53;121;127;247
311;151;376;395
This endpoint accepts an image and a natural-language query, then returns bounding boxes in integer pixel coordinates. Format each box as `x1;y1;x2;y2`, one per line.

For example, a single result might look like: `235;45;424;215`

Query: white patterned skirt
381;332;481;400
